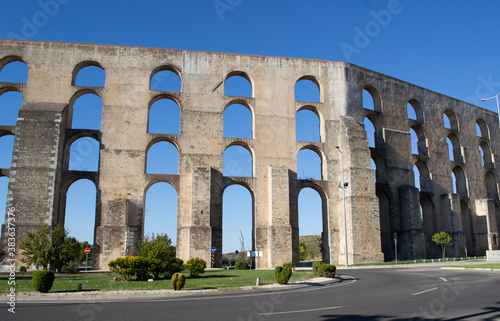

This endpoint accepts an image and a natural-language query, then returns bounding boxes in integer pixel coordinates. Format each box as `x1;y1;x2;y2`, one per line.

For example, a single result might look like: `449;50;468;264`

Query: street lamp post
481;93;500;127
336;146;349;267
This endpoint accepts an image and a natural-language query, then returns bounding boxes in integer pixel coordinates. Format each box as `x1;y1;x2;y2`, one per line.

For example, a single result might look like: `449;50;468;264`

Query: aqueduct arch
1;39;499;269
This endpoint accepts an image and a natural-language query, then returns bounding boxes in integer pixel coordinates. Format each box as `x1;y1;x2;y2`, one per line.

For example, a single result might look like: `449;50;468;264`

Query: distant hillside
299;234;321;261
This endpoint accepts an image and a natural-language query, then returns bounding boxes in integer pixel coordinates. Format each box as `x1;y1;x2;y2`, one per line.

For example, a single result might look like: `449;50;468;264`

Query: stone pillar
267;166;293;268
0;105;66;268
188;167;213;266
474;199;493;254
398;185;425;260
449;194;466;257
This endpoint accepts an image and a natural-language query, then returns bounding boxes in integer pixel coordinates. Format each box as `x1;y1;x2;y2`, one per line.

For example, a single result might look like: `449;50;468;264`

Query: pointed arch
70;92;103;130
295;76;321;102
446;134;462;162
150;65;182;92
371;150;387;184
476;118;490;140
364;117;376;148
452;166;467;198
414;160;431;192
485;171;498;199
407;99;423;122
224;71;252;97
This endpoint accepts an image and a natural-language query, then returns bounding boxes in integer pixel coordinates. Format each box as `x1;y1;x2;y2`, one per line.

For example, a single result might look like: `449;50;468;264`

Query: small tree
299;242;307;261
432;231;452;260
137;234;183;279
185;257;206;277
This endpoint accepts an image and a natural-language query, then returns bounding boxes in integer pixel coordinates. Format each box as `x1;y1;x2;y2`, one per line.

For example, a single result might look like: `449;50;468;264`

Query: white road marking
412;287;439;296
259;306;343;316
439;277;447;282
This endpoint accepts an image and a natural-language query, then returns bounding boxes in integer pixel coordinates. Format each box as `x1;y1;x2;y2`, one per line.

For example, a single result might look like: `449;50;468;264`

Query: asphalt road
3;267;500;321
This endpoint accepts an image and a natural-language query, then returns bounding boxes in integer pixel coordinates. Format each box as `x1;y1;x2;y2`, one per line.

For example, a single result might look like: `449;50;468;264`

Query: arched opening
223;144;252;177
295;108;320;142
421;196;437;258
64;179;96;243
297;148;322;180
298;187;325;262
69;137;100;171
447;134;461;162
144;182;178;242
443;110;459;131
224;103;252;139
371;151;387;185
371;158;377;183
414;161;431;193
224;73;252;97
0;176;8;227
363;86;382;112
485;172;498;199
476;119;489;139
461;200;474;257
0;135;14;169
222;184;253;256
0;60;28;83
407;99;423;122
150;68;181;92
74;65;106;87
479;141;493;167
0;91;23;126
452;166;467;197
146;141;179;174
148;98;181;134
377;189;392;261
413;164;421;190
71;93;103;130
364;117;376;148
295;77;320;102
410;128;418;155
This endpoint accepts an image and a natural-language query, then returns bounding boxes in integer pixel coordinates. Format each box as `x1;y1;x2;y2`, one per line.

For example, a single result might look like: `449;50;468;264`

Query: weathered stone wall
0;39;498;269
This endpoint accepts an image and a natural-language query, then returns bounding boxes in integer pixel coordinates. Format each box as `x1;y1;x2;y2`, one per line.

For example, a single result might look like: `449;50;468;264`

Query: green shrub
312;262;336;278
32;270;55;293
274;262;293;285
234;261;249;270
108;256;151;281
137;234;183;279
171;272;186;291
19;266;27;273
185;257;206;277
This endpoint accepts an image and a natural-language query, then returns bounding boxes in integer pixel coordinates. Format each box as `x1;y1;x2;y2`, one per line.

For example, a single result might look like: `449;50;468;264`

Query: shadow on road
318;301;500;321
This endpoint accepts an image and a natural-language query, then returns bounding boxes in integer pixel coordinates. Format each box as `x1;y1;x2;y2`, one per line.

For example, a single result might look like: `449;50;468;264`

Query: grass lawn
0;269;315;294
447;263;500;269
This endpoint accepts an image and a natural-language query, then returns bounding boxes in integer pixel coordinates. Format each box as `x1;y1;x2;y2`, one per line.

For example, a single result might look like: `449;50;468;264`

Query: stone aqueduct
0;39;499;270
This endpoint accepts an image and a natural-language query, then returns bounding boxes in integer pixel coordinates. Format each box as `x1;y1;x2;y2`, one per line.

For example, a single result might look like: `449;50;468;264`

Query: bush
171;272;186;291
234;261;249;270
274;262;293;285
185;257;206;277
108;256;151;281
32;270;55;293
137;234;183;279
19;266;27;273
312;262;336;278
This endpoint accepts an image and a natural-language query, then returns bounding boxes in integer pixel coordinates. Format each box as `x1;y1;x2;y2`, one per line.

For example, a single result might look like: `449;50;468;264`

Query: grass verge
446;263;500;269
0;269;315;294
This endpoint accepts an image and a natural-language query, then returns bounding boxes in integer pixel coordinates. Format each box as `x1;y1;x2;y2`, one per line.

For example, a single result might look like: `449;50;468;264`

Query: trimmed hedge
32;270;55;293
275;262;293;284
312;262;336;278
234;261;249;270
108;256;151;281
185;257;206;277
171;272;186;291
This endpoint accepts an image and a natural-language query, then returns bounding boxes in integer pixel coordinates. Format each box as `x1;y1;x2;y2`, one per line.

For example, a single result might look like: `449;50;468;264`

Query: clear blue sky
1;0;500;254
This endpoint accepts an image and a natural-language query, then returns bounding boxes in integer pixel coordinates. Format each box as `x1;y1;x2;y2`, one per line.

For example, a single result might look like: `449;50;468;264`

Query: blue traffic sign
211;247;216;253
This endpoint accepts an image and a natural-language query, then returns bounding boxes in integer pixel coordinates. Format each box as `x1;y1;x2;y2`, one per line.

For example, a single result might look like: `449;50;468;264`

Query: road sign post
84;247;91;271
394;233;398;265
211;247;216;268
